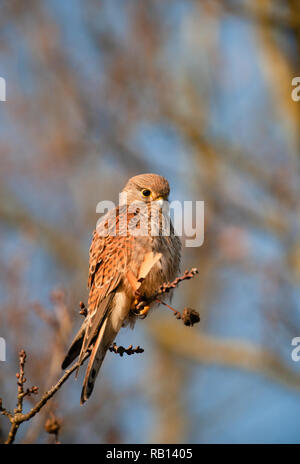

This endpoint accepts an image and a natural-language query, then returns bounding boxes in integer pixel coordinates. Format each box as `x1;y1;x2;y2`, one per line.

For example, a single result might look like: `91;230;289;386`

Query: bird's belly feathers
140;235;181;298
111;290;132;332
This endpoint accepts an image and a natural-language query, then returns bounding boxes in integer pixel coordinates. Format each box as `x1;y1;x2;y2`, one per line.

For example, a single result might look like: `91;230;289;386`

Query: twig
136;268;199;311
137;268;199;308
157;268;199;295
15;350;38;414
156;300;200;326
109;343;144;357
0;399;13;421
133;268;200;325
1;349;90;444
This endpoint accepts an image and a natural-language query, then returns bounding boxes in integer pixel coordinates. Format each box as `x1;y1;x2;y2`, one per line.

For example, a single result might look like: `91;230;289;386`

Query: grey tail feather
76;293;114;378
80;317;116;404
61;320;87;370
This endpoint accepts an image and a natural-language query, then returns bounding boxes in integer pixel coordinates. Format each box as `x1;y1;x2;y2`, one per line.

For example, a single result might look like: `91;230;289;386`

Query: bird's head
122;173;170;206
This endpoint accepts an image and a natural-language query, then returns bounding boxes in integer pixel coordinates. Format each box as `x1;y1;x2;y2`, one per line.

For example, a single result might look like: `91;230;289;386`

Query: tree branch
1;349;90;444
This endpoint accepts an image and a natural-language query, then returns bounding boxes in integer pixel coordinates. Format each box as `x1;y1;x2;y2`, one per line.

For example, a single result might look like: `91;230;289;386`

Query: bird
61;173;181;404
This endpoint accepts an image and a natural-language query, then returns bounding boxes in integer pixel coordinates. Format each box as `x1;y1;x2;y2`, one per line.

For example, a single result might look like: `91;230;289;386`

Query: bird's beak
156;196;168;207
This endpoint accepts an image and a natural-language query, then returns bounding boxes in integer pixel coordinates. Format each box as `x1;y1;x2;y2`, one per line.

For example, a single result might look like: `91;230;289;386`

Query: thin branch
109;343;144;357
0;399;13;421
133;268;200;325
154;268;199;299
2;349;90;444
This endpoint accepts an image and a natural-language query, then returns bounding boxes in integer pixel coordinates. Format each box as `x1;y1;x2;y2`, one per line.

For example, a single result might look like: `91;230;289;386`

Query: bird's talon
131;298;151;318
138;305;150;316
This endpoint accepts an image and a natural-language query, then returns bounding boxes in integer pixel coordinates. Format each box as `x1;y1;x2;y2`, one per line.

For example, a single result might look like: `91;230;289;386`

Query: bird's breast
140;234;181;298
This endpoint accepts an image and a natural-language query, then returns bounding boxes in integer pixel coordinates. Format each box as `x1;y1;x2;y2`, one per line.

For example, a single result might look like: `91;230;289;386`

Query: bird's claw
131;297;151;319
136;305;150;319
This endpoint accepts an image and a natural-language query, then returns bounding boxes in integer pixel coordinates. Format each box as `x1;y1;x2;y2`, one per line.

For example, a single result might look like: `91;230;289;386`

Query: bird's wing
76;206;136;368
61;206;136;371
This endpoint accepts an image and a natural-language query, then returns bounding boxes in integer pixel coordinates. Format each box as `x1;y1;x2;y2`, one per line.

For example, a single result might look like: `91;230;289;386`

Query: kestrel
61;173;181;404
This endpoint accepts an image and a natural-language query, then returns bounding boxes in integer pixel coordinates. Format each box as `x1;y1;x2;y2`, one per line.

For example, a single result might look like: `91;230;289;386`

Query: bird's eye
142;189;151;198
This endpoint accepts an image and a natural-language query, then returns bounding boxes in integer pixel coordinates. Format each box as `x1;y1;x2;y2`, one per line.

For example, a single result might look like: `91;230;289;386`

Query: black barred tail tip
80;374;96;405
61;320;87;370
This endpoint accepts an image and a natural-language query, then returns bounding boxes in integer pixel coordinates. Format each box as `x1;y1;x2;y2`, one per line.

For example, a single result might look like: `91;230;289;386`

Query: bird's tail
80;312;118;404
61;293;118;404
61;318;88;371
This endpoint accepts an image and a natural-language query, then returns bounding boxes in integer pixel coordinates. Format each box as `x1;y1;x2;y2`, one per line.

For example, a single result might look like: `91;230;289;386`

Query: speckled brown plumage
61;173;181;404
